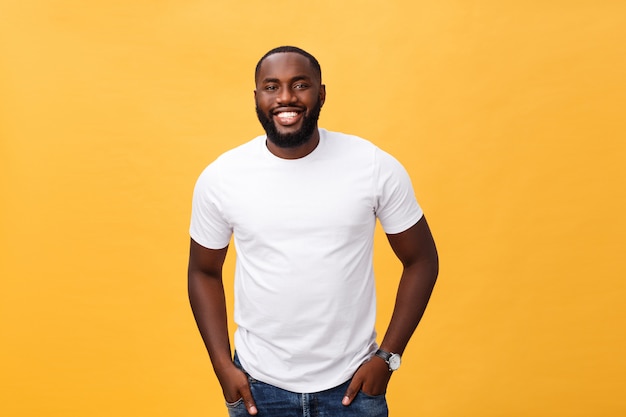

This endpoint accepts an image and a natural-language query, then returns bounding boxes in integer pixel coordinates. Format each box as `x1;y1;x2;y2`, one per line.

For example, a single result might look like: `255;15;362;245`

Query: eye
294;83;309;90
264;84;278;91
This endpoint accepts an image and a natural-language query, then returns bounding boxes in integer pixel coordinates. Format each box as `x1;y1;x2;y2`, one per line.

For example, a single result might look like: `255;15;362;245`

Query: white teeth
277;112;298;118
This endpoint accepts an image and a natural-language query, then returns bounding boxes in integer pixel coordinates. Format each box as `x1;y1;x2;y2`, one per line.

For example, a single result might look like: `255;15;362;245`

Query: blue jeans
227;354;388;417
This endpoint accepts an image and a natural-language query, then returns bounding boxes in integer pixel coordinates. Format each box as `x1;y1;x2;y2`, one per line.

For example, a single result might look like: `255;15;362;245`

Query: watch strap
375;348;401;371
375;349;392;362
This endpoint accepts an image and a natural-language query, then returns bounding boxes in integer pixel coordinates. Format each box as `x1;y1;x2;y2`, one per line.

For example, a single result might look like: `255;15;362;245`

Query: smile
277;111;298;118
274;110;303;126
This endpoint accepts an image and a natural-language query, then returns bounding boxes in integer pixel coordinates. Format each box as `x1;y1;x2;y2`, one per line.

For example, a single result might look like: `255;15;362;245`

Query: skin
341;218;438;406
254;52;325;159
188;52;439;415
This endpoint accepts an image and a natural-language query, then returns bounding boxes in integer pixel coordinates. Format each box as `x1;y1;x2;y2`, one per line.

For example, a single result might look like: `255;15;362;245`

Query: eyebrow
260;75;312;84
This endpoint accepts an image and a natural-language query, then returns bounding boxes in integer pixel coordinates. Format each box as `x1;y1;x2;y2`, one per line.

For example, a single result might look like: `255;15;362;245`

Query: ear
319;84;326;107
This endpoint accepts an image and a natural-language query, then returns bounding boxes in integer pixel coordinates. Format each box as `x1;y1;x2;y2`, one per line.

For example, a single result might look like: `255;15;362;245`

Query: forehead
256;52;319;83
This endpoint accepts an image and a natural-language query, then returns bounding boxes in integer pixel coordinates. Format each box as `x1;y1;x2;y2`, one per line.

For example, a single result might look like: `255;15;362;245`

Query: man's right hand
219;364;258;415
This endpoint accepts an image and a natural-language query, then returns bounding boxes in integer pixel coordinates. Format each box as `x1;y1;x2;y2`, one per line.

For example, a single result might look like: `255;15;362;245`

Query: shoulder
321;128;377;150
197;135;265;178
319;129;382;163
321;129;403;168
215;134;265;164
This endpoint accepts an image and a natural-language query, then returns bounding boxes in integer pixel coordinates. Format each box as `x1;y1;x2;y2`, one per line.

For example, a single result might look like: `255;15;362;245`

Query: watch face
389;354;401;371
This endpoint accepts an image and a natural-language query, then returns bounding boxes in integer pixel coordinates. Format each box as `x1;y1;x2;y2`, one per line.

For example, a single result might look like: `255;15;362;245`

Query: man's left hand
342;356;392;406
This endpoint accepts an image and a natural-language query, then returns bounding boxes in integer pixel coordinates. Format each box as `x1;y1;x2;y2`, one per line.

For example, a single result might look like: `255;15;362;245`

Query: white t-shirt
190;129;423;392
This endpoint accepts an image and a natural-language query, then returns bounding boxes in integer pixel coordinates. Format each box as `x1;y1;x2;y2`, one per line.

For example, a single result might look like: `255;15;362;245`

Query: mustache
255;99;322;149
271;106;306;114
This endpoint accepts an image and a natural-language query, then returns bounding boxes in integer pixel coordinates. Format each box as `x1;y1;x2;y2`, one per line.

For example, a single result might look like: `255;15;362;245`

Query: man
188;46;438;416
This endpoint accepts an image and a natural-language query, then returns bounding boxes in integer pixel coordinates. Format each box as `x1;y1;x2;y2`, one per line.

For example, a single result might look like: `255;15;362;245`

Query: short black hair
255;46;322;82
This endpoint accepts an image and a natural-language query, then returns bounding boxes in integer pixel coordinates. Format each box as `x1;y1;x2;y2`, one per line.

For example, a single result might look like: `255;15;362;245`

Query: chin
267;130;312;149
256;100;322;149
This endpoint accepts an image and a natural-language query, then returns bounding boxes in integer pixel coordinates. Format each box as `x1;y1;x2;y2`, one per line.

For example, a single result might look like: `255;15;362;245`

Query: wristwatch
375;349;401;371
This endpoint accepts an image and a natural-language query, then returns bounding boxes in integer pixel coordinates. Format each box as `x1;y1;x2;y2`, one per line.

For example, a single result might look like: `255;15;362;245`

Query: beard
256;98;322;149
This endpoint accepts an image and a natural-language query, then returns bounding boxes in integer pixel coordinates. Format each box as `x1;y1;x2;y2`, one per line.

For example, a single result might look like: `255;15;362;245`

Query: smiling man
188;46;439;417
254;49;325;157
254;51;324;154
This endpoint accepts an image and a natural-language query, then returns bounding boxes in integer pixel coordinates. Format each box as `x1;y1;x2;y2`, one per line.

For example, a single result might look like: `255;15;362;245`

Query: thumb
239;384;258;415
342;378;362;406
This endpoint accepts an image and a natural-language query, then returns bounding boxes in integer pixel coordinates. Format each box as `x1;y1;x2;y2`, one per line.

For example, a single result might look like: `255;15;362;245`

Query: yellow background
1;1;624;416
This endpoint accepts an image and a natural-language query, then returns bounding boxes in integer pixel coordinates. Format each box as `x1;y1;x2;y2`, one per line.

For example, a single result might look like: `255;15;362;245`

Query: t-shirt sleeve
189;161;233;249
374;148;423;234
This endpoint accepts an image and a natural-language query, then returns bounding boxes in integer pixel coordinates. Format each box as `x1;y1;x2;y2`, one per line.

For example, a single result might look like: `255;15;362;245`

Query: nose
277;86;296;104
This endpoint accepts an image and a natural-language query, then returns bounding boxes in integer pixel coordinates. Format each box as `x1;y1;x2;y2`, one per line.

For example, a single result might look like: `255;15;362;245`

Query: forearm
381;217;439;355
188;259;258;414
342;258;438;403
188;270;235;376
380;259;438;355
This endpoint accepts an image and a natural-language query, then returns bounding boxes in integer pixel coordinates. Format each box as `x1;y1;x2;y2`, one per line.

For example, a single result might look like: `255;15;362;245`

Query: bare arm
343;216;439;404
188;239;258;415
379;215;439;355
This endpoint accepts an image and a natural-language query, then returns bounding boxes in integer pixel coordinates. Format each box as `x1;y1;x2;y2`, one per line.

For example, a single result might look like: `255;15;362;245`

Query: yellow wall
1;1;624;416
